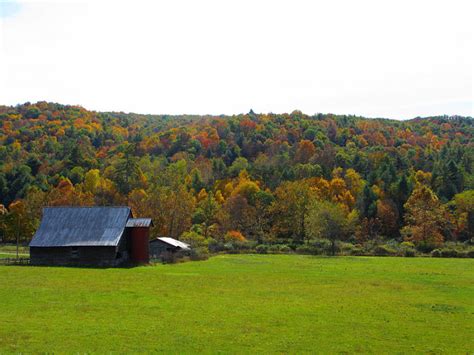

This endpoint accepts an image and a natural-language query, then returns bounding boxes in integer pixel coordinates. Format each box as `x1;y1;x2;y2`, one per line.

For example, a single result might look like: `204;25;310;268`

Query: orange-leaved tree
401;184;448;248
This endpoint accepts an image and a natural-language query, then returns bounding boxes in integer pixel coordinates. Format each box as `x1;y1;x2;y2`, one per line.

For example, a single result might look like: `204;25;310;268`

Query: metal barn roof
152;237;190;250
30;207;132;247
126;218;153;228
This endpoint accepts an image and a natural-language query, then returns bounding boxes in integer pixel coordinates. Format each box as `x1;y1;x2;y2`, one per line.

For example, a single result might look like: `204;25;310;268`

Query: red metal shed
126;218;154;264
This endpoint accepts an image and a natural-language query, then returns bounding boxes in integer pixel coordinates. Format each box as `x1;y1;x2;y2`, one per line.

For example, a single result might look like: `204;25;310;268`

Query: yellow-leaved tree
401;184;449;248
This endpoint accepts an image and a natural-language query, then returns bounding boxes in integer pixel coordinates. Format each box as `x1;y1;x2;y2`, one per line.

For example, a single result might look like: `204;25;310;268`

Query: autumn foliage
0;102;472;254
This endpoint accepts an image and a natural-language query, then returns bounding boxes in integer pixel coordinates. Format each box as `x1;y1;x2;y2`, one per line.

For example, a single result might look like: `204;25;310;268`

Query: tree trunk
16;215;20;259
300;212;305;243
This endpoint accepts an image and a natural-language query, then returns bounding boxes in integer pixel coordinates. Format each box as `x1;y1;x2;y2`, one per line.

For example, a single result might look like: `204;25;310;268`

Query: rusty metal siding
130;227;150;263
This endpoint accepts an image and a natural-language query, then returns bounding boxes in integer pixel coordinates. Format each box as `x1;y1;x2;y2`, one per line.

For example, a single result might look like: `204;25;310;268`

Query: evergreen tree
358;184;378;219
113;144;142;195
190;169;204;192
395;175;410;221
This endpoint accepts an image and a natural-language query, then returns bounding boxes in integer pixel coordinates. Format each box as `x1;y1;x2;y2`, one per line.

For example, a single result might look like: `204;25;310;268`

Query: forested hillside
0;102;473;255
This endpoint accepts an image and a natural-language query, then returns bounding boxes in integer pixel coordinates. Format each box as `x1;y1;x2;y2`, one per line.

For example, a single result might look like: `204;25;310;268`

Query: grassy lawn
0;245;29;259
0;252;29;259
0;255;472;353
0;253;29;259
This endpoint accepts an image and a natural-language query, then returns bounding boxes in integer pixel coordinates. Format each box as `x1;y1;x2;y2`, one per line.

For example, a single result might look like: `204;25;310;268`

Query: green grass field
0;255;472;353
0;245;29;259
0;254;29;260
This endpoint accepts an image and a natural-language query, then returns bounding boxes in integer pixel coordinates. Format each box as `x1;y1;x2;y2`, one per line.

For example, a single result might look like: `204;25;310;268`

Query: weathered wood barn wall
29;207;152;267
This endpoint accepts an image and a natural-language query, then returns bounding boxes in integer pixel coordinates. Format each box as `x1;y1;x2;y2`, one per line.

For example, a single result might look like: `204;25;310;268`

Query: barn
149;237;190;259
29;206;153;267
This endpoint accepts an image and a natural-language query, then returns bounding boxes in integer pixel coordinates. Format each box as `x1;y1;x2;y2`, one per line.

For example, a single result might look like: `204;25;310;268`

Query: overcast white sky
0;0;473;119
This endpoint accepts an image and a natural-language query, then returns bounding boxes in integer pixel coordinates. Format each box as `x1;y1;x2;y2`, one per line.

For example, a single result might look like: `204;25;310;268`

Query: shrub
339;242;356;255
180;230;209;251
431;249;442;257
467;249;474;258
373;245;397;256
222;240;256;254
295;244;319;255
160;251;177;264
403;248;416;257
400;241;415;249
440;249;458;258
160;250;188;264
360;240;378;253
208;239;226;253
223;242;239;254
416;242;437;253
350;247;365;256
267;245;280;254
188;247;209;261
295;239;336;255
399;241;416;257
255;244;268;254
224;230;246;242
245;240;258;251
311;239;332;251
265;244;292;254
339;242;370;256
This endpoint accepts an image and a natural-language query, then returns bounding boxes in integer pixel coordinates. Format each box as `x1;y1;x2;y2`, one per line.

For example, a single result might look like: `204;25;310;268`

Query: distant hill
0;101;472;247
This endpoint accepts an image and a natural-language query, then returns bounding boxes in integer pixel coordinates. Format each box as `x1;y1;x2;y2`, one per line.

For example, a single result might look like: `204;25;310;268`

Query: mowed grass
0;255;473;353
0;253;29;259
0;245;29;259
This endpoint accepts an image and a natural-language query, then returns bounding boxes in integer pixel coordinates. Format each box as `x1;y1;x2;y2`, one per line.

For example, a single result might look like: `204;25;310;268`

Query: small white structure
149;237;190;259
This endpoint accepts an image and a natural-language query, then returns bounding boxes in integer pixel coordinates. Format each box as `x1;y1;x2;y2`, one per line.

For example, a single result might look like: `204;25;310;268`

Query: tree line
0;102;472;255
